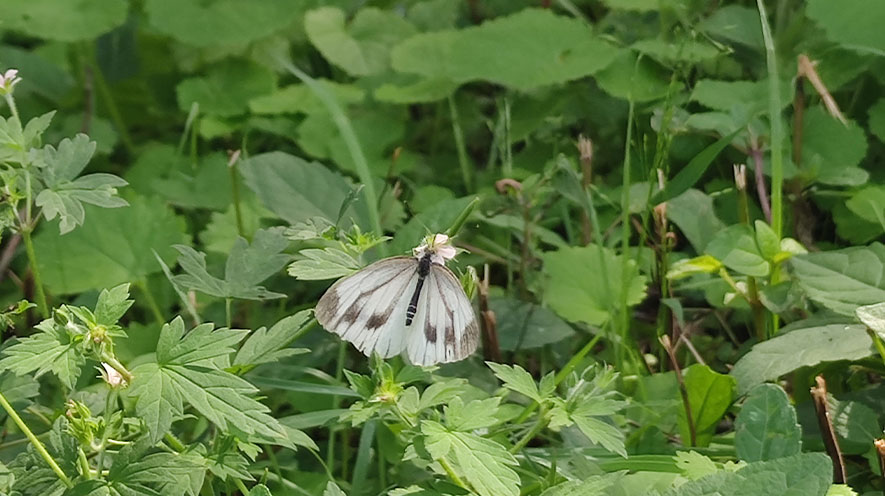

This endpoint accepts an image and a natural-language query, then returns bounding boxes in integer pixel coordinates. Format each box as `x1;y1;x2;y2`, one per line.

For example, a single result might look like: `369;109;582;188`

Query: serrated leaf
674;451;719;480
34;194;187;294
173;228;289;300
130;317;288;444
538;473;622;496
571;414;627;458
94;284;134;325
487;362;541;402
445;397;501;431
0;320;84;389
306;7;416;77
541;245;648;327
791;243;885;315
233;311;312;367
288;248;360;280
734;384;802;462
731;324;873;395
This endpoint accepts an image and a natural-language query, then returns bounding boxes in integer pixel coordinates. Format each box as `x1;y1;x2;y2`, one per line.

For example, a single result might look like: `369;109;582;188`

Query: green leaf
130;317;289;444
754;221;780;261
0;0;126;42
288;248;361;280
375;76;458;103
421;421;519;496
94;284;134;326
389;196;475;255
33;194;187;294
540;245;648;327
801;107;868;186
791;243;885;315
149;152;233;211
655;129;742;204
106;437;204;495
678;365;736;447
306;7;416;77
868;99;885;142
0;371;39;407
0;319;84;389
487;362;541;403
674;451;720;481
705;224;770;277
239;152;369;227
806;0;885;55
176;60;276;117
173;228;289;300
445;397;502;432
666;189;726;252
324;481;346;496
490;297;575;351
145;0;301;46
734;384;802;462
538;473;622;496
595;50;672;102
698;5;763;49
249;81;365;115
391;9;618;91
730;324;873;395
233;311;312;367
826;397;881;455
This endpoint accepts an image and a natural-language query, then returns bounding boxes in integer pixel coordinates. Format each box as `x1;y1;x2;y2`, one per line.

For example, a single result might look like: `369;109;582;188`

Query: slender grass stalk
137;279;165;325
234;478;250;494
22;228;48;319
88;48;135;156
326;341;347;473
77;448;92;479
96;389;116;475
757;0;785;334
225;298;232;328
228;159;245;238
0;392;72;488
618;99;636;371
448;94;474;192
277;58;384;245
509;408;549;454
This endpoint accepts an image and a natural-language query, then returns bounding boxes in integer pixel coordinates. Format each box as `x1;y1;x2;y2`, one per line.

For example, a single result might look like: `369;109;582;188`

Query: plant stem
0;392;72;487
448;94;474;192
661;335;695;447
225;298;232;328
21;227;48;318
234;478;250;495
99;351;134;384
164;432;186;452
228;160;245;238
89;48;135;156
3;93;20;124
78;448;92;479
96;389;116;474
618;99;636;372
326;341;347;473
137;279;165;325
510;410;549;454
756;0;784;238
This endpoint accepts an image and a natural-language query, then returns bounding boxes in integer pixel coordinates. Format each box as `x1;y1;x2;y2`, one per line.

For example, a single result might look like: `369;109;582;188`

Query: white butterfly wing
406;264;479;366
315;257;418;358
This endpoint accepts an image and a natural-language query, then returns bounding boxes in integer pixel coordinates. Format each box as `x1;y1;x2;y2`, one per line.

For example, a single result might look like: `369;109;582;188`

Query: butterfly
315;233;479;366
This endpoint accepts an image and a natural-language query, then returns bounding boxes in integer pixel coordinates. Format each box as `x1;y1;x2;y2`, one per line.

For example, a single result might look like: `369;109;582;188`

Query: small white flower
413;233;457;265
0;69;22;95
100;362;124;387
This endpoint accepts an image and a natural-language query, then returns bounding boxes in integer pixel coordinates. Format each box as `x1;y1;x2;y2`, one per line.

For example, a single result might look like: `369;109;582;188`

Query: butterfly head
413;233;457;265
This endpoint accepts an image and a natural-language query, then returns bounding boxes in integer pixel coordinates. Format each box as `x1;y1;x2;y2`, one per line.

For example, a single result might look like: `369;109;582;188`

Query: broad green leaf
130;318;289;444
827;397;881;455
487;362;541;403
666;189;726;252
705;224;769;277
734;384;801;462
0;0;126;42
149;152;233;210
324;481;346;496
105;437;204;495
674;451;720;480
690;79;790;114
791;243;885;315
250;484;273;496
541;245;648;327
445;397;501;432
698;5;763;49
239;152;369;227
305;7;416;77
595;50;672;102
233;311;312;367
407;0;460;31
678;365;736;447
389;196;475;255
0;319;84;389
570;413;628;458
375;76;458;103
145;0;301;46
490;297;575;351
200;201;270;254
94;284;134;325
249;81;365;115
421;421;519;496
806;0;885;56
632;38;721;65
730;324;873;394
845;185;885;230
33;195;187;294
391;9;618;91
801;107;868;186
754;221;780;261
826;485;858;496
0;371;39;407
173;228;289;300
176;60;276;117
856;302;885;339
288;248;360;280
0;47;73;104
655;129;741;204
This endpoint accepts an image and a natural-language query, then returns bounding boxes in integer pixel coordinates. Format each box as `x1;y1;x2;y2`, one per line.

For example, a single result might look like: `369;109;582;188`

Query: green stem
867;329;885;367
326;341;347;472
445;197;479;238
234;478;250;495
137;279;165;325
509;411;549;454
3;93;20;125
99;351;134;384
0;392;72;487
448;94;474;192
225;298;232;328
228;160;245;238
164;432;186;452
757;0;784;240
89;50;135;156
618;99;636;371
22;228;48;318
78;448;92;479
96;389;116;475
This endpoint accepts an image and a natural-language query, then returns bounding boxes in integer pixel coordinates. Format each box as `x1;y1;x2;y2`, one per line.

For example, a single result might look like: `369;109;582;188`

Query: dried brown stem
577;135;594;245
477;264;501;363
748;148;772;223
661;335;696;447
874;439;885;494
0;234;22;284
810;375;846;483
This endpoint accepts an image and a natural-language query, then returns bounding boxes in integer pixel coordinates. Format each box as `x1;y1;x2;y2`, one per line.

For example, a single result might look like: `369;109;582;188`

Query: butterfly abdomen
405;254;432;326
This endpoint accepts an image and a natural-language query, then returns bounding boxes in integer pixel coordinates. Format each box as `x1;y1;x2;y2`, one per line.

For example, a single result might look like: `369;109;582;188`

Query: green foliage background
0;0;884;495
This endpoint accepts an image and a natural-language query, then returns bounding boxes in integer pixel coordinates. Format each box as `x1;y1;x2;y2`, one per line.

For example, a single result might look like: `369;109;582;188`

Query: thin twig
748;148;772;223
661;335;696;447
810;375;846;483
0;234;21;284
577;135;594;245
478;264;501;363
